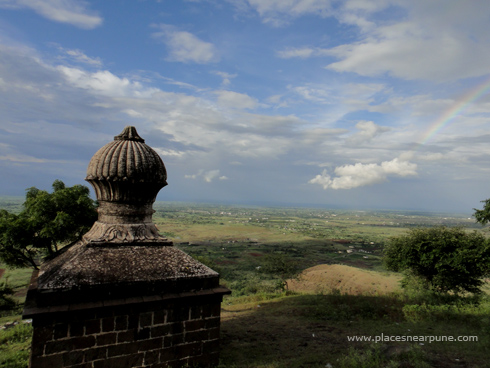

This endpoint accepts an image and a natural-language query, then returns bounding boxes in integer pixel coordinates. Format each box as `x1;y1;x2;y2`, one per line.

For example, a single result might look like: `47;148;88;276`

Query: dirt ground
288;264;402;295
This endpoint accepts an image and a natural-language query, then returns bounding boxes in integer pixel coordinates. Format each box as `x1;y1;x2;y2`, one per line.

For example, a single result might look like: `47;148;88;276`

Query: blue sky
1;0;490;213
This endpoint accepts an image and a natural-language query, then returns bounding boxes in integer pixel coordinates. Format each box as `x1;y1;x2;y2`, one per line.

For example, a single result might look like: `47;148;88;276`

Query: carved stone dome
86;126;167;203
83;126;171;245
86;126;166;184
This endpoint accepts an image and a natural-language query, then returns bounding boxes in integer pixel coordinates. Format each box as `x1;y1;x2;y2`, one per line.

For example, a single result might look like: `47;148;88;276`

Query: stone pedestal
23;127;230;368
23;243;230;368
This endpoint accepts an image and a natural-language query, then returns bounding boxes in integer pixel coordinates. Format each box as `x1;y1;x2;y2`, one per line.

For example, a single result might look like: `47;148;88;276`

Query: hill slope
288;264;402;295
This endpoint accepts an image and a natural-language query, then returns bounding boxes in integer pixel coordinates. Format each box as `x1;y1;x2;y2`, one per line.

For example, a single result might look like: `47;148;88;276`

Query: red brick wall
29;298;222;368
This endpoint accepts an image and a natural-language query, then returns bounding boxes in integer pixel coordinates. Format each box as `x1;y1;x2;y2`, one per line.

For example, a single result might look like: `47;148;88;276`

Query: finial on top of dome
114;126;145;143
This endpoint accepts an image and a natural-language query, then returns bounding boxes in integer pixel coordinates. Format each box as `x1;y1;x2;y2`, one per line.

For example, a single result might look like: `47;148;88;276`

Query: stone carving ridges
83;222;164;243
83;126;171;245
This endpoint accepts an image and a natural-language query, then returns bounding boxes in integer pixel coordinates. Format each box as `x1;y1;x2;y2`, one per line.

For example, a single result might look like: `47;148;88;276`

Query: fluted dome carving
83;126;171;245
86;126;167;186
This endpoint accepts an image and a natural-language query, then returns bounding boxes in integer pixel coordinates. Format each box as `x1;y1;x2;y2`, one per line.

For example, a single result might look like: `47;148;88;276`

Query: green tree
474;199;490;225
384;226;490;294
0;279;16;311
0;180;97;269
261;253;301;291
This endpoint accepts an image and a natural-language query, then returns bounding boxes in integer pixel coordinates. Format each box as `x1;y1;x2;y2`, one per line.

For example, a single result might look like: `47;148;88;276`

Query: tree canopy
474;198;490;225
384;226;490;294
261;253;300;291
0;180;97;269
0;279;16;311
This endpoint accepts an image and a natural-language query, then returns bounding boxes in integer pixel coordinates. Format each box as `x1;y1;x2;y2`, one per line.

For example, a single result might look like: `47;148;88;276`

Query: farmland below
153;202;481;291
155;203;490;367
1;199;489;367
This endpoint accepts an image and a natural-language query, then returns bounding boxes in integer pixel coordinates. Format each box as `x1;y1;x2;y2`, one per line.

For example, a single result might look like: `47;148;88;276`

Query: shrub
0;279;16;311
384;226;490;294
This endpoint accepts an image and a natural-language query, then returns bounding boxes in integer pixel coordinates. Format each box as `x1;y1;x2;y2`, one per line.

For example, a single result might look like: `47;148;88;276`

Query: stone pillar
23;127;230;368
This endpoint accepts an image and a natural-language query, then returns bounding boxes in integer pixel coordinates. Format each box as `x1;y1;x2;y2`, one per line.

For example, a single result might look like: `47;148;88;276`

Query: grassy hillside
288;264;402;295
0;202;488;367
219;290;490;368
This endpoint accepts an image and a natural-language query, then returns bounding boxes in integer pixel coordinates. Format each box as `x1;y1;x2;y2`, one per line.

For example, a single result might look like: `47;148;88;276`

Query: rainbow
415;77;490;149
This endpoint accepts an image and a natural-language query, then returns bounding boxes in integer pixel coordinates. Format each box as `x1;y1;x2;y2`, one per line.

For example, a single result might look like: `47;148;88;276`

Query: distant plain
1;199;489;367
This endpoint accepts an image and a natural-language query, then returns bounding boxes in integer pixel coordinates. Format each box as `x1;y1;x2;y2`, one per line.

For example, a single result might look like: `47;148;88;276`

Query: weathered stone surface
86;126;167;194
39;244;217;289
32;243;219;306
84;126;170;244
82;221;166;244
27;296;224;368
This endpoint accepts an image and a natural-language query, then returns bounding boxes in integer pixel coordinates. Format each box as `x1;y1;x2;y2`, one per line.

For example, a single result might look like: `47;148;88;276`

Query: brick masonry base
28;295;224;368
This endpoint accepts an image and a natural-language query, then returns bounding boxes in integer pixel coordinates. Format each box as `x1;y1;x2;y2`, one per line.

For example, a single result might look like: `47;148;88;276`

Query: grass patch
0;265;32;305
337;343;430;368
0;323;32;368
0;267;32;290
220;291;490;368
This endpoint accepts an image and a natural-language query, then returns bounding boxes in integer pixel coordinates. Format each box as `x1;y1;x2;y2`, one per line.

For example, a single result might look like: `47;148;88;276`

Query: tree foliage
261;253;300;290
384;226;490;294
0;279;16;311
0;180;97;269
473;198;490;225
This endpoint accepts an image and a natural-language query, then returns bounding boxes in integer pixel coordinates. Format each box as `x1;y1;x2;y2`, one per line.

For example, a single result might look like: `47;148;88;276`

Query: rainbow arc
413;77;490;152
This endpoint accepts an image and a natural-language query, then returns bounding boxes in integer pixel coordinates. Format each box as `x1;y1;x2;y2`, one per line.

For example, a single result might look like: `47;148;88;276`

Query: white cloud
152;25;219;64
266;95;282;104
0;42;456;174
185;169;224;182
203;169;220;182
265;94;290;108
154;148;187;158
118;94;292;159
271;0;490;81
323;1;490;81
368;94;455;116
247;114;301;133
347;121;390;144
417;152;445;161
0;154;49;163
245;0;334;26
325;30;490;81
56;47;102;67
289;84;333;103
215;90;258;110
300;128;347;146
57;66;159;97
276;47;316;59
288;82;386;115
0;0;102;29
309;158;417;190
184;172;200;180
123;109;143;117
212;71;237;86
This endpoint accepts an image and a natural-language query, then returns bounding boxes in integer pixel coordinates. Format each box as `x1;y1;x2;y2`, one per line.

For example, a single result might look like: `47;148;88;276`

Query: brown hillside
288;264;402;295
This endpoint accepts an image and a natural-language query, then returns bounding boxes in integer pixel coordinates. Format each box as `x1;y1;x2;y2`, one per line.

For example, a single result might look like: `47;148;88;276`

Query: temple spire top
114;126;145;142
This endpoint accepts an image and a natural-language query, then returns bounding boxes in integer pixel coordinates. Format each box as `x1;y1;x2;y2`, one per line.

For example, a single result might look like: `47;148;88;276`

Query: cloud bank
309;158;418;190
152;25;219;64
0;0;103;29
